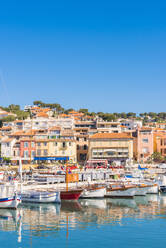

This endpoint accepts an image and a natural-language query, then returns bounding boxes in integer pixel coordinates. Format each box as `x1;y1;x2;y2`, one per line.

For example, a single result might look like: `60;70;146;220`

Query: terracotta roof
36;112;49;118
74;127;89;130
140;126;153;130
31;138;76;142
69;111;79;114
49;126;61;131
10;130;37;136
14;120;24;123
59;114;70;117
90;133;133;139
0;126;12;130
154;132;166;137
1;138;15;143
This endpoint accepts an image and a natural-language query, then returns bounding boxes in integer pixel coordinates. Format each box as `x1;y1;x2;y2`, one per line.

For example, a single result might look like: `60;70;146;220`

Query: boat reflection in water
79;199;107;209
0;208;22;242
106;198;137;209
1;195;166;245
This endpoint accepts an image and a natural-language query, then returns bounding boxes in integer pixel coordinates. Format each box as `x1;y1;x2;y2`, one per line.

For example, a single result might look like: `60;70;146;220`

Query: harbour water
1;195;166;247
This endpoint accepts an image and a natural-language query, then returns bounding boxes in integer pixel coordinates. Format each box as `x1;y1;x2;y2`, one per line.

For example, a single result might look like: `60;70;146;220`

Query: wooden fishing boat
60;161;83;200
60;189;82;200
134;184;149;196
105;184;136;198
21;191;61;203
80;186;106;199
0;184;21;209
146;184;159;194
0;194;21;209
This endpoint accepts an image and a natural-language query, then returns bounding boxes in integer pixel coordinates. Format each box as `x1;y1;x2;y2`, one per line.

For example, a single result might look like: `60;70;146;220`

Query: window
107;151;115;156
142;138;148;143
142;148;149;154
77;145;80;150
31;142;35;148
62;142;66;148
54;142;58;146
84;138;87;141
44;149;48;156
6;143;9;147
24;151;29;158
164;139;166;146
37;143;41;147
24;142;28;148
76;137;79;141
69;142;71;146
84;145;87;150
31;151;36;157
37;149;41;156
44;142;47;146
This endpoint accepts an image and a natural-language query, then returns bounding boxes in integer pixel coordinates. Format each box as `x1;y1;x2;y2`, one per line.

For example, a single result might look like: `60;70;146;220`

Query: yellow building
35;139;77;162
89;133;133;163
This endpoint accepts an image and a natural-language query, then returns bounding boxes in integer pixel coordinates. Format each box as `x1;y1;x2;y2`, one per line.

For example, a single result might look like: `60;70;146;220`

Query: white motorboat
105;185;136;198
80;186;106;199
21;191;61;203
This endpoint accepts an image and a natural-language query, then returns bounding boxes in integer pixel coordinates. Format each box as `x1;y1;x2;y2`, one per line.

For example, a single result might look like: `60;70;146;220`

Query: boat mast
19;157;23;193
66;157;69;191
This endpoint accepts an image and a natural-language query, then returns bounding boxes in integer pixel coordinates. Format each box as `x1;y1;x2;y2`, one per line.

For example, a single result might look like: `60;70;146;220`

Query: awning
34;156;69;161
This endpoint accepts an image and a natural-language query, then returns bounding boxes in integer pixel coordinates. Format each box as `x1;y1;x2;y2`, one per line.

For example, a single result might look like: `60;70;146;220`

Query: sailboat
60;163;82;200
19;159;61;203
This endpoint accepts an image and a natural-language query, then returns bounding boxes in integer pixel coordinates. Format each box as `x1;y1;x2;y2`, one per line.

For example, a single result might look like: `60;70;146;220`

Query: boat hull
134;187;149;196
147;185;159;194
80;187;106;199
22;192;61;203
105;187;136;198
160;186;166;193
0;195;21;209
60;190;82;200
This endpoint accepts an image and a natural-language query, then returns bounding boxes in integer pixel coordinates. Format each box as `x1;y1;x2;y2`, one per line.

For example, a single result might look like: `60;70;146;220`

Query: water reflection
0;194;166;244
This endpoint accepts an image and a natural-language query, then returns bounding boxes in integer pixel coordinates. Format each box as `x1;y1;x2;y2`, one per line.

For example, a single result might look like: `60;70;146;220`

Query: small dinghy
21;191;61;203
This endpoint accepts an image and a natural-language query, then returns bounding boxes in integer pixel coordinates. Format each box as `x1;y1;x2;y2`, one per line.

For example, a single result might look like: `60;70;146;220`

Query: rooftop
90;133;133;139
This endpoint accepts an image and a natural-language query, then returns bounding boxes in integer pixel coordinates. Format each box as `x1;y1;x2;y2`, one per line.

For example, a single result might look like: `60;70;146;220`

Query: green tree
151;152;164;163
79;109;89;114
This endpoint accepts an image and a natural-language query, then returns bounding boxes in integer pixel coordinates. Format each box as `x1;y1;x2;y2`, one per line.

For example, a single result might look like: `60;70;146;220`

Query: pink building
134;127;154;162
20;139;36;162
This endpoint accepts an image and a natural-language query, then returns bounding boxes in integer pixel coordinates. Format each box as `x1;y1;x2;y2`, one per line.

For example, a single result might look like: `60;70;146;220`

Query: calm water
1;195;166;247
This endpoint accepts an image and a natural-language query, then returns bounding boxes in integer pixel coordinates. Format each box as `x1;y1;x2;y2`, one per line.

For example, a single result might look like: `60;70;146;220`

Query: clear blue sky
0;0;166;113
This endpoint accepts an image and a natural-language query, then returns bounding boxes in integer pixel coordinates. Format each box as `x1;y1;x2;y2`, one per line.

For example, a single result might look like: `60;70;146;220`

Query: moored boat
0;194;21;209
160;186;166;193
80;186;106;199
0;183;21;209
21;191;61;203
60;189;82;200
134;184;149;196
105;184;136;198
146;184;159;194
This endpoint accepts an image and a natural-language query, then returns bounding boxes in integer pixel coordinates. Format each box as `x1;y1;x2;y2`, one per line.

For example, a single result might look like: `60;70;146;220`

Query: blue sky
0;0;166;113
